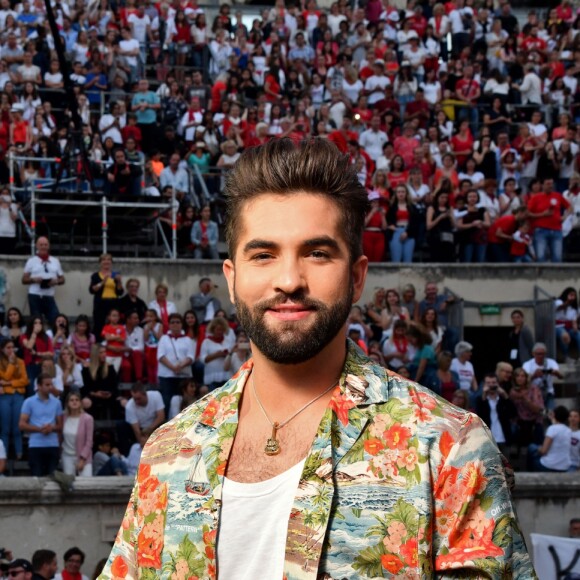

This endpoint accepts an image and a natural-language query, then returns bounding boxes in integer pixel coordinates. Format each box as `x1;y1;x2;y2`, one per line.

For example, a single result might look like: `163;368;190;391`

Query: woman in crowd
555;287;580;362
365;287;387;343
0;339;28;459
528;406;572;472
406;323;437;384
0;307;26;357
184;309;204;383
427;350;460;401
363;191;387;263
157;313;195;413
386;184;419;263
148;283;177;333
143;309;163;385
420;307;445;354
20;316;53;391
61;390;93;477
457;189;491;263
89;254;124;338
381;319;414;372
69;314;96;364
426;189;456;262
57;345;84;395
510;367;544;453
48;314;70;360
380;288;410;336
81;344;119;420
169;379;198;420
200;317;233;390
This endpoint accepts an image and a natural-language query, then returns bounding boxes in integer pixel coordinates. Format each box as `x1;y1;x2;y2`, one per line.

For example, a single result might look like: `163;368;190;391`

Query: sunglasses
8;571;25;577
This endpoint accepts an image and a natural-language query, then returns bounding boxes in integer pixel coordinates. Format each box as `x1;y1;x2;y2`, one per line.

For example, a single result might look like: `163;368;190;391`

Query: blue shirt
131;91;159;124
21;393;62;448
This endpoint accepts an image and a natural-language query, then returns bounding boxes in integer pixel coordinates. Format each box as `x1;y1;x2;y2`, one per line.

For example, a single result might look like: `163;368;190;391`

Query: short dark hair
168;312;183;324
63;547;85;564
224;138;368;261
37;372;53;385
130;381;147;394
554;405;570;424
32;550;56;572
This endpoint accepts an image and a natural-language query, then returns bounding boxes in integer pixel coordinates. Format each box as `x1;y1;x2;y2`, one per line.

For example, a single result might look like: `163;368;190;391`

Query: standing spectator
457;189;490;263
386;184;419;263
32;550;58;580
451;340;478;395
507;309;534;368
159;153;190;204
19;373;63;476
406;323;437;384
189;277;222;324
117;279;148;323
157;313;195;413
199;317;232;390
427;350;460;401
101;309;126;374
527;177;571;263
528;406;572;472
555;287;580;363
426;189;456;262
6;559;33;579
510;367;544;453
106;148;142;196
475;373;516;456
0;338;28;459
54;547;89;580
0;191;18;254
68;315;95;365
21;237;65;325
88;254;124;339
143;309;162;385
20;316;53;391
61;391;93;477
131;79;160;154
523;342;563;410
362;191;387;263
124;382;165;447
148;283;177;333
191;205;219;259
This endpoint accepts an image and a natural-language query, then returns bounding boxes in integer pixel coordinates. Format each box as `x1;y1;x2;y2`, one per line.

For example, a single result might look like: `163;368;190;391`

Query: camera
542;368;552;374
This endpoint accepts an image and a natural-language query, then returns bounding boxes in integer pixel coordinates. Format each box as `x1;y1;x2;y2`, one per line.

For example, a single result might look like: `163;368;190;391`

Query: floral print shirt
100;341;536;579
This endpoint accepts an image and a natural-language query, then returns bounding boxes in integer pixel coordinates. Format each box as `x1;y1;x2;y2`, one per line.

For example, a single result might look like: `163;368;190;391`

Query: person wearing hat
187;140;211;176
451;340;478;394
364;59;391;105
363;190;387;262
6;558;32;580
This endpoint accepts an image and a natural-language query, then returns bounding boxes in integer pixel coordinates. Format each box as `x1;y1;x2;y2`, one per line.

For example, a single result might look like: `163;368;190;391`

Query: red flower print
200;398;220;425
329;389;356;425
110;556;128;579
439;431;455;460
364;438;386;456
385;424;412;450
410;388;438;410
400;538;419;567
137;531;163;569
216;461;227;476
203;530;217;545
460;460;487;496
381;554;404;574
138;463;151;482
138;474;160;500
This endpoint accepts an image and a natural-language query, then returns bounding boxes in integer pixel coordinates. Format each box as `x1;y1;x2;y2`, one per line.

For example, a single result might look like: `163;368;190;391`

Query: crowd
0;0;579;260
0;236;579;477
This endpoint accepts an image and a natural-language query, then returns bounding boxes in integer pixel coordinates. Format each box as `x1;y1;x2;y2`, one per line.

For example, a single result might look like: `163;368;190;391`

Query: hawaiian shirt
99;341;537;579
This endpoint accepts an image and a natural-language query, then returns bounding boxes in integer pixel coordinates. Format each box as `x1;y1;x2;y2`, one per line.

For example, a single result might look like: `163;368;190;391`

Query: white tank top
217;459;306;579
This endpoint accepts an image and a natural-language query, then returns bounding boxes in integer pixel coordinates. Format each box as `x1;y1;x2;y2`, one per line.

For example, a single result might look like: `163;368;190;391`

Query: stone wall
0;473;578;574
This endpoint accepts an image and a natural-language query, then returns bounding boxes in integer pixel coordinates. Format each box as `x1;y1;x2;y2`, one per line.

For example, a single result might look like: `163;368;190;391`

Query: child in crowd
92;434;128;476
69;315;96;364
510;220;536;263
101;309;126;373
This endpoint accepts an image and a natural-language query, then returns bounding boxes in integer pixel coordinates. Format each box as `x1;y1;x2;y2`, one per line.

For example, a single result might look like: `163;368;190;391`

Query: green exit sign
479;305;501;315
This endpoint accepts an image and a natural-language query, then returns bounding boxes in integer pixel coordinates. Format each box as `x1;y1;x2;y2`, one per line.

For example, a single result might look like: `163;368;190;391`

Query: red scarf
393;336;408;355
62;571;81;580
159;301;169;332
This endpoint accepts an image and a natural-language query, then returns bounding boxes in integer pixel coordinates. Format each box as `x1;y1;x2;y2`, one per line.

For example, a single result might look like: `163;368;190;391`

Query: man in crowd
19;374;63;477
100;139;534;579
523;342;563;410
106;148;142;196
6;559;32;580
21;237;65;325
117;278;148;322
124;382;165;448
189;277;222;324
54;548;87;580
31;550;57;580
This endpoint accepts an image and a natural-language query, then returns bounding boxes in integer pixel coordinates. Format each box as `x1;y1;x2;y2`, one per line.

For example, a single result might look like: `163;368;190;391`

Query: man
19;373;63;476
22;237;65;324
31;550;57;580
131;79;160;153
487;206;528;262
523;342;563;410
6;559;32;580
117;278;147;322
98;101;125;145
475;373;516;455
364;59;390;106
288;32;315;64
106;148;142;196
358;115;388;162
451;340;479;395
496;361;513;392
159;153;189;202
124;382;165;448
54;547;88;580
570;518;580;538
189;277;222;323
100;139;535;578
527;177;571;263
454;64;481;134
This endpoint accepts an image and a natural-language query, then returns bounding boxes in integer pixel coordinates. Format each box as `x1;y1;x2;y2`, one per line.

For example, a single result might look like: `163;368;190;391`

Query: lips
267;303;314;321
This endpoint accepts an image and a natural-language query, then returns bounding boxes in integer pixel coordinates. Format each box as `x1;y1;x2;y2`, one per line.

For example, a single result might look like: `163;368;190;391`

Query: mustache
253;291;325;313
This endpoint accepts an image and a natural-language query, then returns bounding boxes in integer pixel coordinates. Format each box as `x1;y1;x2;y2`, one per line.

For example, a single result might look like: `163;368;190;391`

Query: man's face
200;279;212;294
48;558;57;578
36;237;49;256
533;348;546;363
38;379;52;396
497;366;512;383
484;376;499;392
7;568;31;580
425;283;437;298
64;554;82;575
192;71;202;85
170;154;179;169
223;193;367;365
127;281;139;297
132;391;148;407
570;522;580;538
115;151;126;165
543;179;554;192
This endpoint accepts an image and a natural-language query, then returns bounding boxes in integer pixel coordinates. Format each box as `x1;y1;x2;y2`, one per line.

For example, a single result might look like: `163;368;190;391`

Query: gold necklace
251;373;339;456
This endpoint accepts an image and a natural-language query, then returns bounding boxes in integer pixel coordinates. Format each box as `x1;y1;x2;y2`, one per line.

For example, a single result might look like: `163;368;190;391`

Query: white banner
531;533;580;580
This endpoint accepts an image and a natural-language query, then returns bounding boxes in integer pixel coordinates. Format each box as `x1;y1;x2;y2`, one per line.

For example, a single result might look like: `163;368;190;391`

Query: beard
234;286;353;365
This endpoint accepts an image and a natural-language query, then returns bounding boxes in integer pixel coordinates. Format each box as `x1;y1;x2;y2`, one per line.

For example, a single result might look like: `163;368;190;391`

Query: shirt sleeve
151;391;165;412
125;401;138;425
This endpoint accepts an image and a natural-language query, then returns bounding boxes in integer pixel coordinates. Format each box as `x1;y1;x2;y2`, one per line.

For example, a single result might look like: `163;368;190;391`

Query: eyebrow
242;236;341;254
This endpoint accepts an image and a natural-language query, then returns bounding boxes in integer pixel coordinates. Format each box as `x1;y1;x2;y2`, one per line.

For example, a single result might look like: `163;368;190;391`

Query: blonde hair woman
62;390;94;476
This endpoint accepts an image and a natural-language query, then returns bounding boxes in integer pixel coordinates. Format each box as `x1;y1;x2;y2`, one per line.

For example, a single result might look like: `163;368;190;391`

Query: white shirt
219;459;305;580
23;254;63;297
359;129;388;161
487;396;506;444
364;74;390;105
128;13;150;43
99;113;125;144
119;38;140;66
519;72;542;105
541;423;572;471
200;338;232;385
450;358;475;391
157;333;195;378
523;357;559;396
571;428;580;469
125;325;144;352
125;390;164;429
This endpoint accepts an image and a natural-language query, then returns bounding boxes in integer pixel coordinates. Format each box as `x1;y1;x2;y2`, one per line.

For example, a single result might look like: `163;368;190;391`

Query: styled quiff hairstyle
224;138;369;261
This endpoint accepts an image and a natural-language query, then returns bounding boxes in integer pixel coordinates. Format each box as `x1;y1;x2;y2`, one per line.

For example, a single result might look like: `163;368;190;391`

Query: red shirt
528;192;570;231
488;214;517;244
455;78;480;102
102;324;127;358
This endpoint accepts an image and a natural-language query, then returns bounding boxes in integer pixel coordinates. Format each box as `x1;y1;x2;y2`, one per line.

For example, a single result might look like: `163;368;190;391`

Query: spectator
120;311;145;384
56;346;83;393
20;316;53;391
457;189;491;262
92;433;127;477
168;379;197;420
117;278;148;323
106;148;142;196
54;547;89;580
523;342;563;411
428;350;460;401
6;559;33;580
495;361;513;393
223;332;251;376
451;340;478;395
200;317;232;390
528;405;572;472
555;287;580;363
157;313;195;413
101;309;127;374
148;283;177;333
363;191;387;263
159;153;190;203
386;184;419;263
0;191;18;254
0;338;28;460
80;345;119;420
475;372;516;456
569;518;580;539
189;277;222;324
131;79;160;153
143;309;163;386
570;409;580;472
68;315;95;365
191;204;219;259
507;309;534;368
124;382;165;448
381;319;414;371
509;367;544;452
19;372;63;476
21;237;65;325
0;307;26;354
61;391;93;477
406;323;437;384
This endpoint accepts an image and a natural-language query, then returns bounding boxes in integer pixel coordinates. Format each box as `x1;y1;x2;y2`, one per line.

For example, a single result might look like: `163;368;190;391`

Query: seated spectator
159;153;190;203
80;345;119;420
54;547;89;580
555;287;580;363
57;345;84;393
148;283;177;333
61;391;93;477
451;341;478;395
528;405;572;472
92;433;128;476
169;379;197;420
420;307;445;354
124;382;165;448
523;342;563;410
19;373;63;476
200;317;233;390
509;367;544;452
406;323;437;384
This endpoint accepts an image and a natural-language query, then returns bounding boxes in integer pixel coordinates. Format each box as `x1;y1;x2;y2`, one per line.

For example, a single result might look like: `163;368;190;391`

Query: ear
351;254;368;305
223;259;236;304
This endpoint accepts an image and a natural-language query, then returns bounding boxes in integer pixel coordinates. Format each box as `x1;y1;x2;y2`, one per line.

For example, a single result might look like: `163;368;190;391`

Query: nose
272;255;306;296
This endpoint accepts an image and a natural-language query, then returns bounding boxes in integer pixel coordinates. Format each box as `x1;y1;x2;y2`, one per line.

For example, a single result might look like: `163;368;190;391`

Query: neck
69;409;81;416
250;331;347;407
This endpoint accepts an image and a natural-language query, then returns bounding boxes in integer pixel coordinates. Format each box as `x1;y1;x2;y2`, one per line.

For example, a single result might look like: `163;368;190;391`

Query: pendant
265;422;281;456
